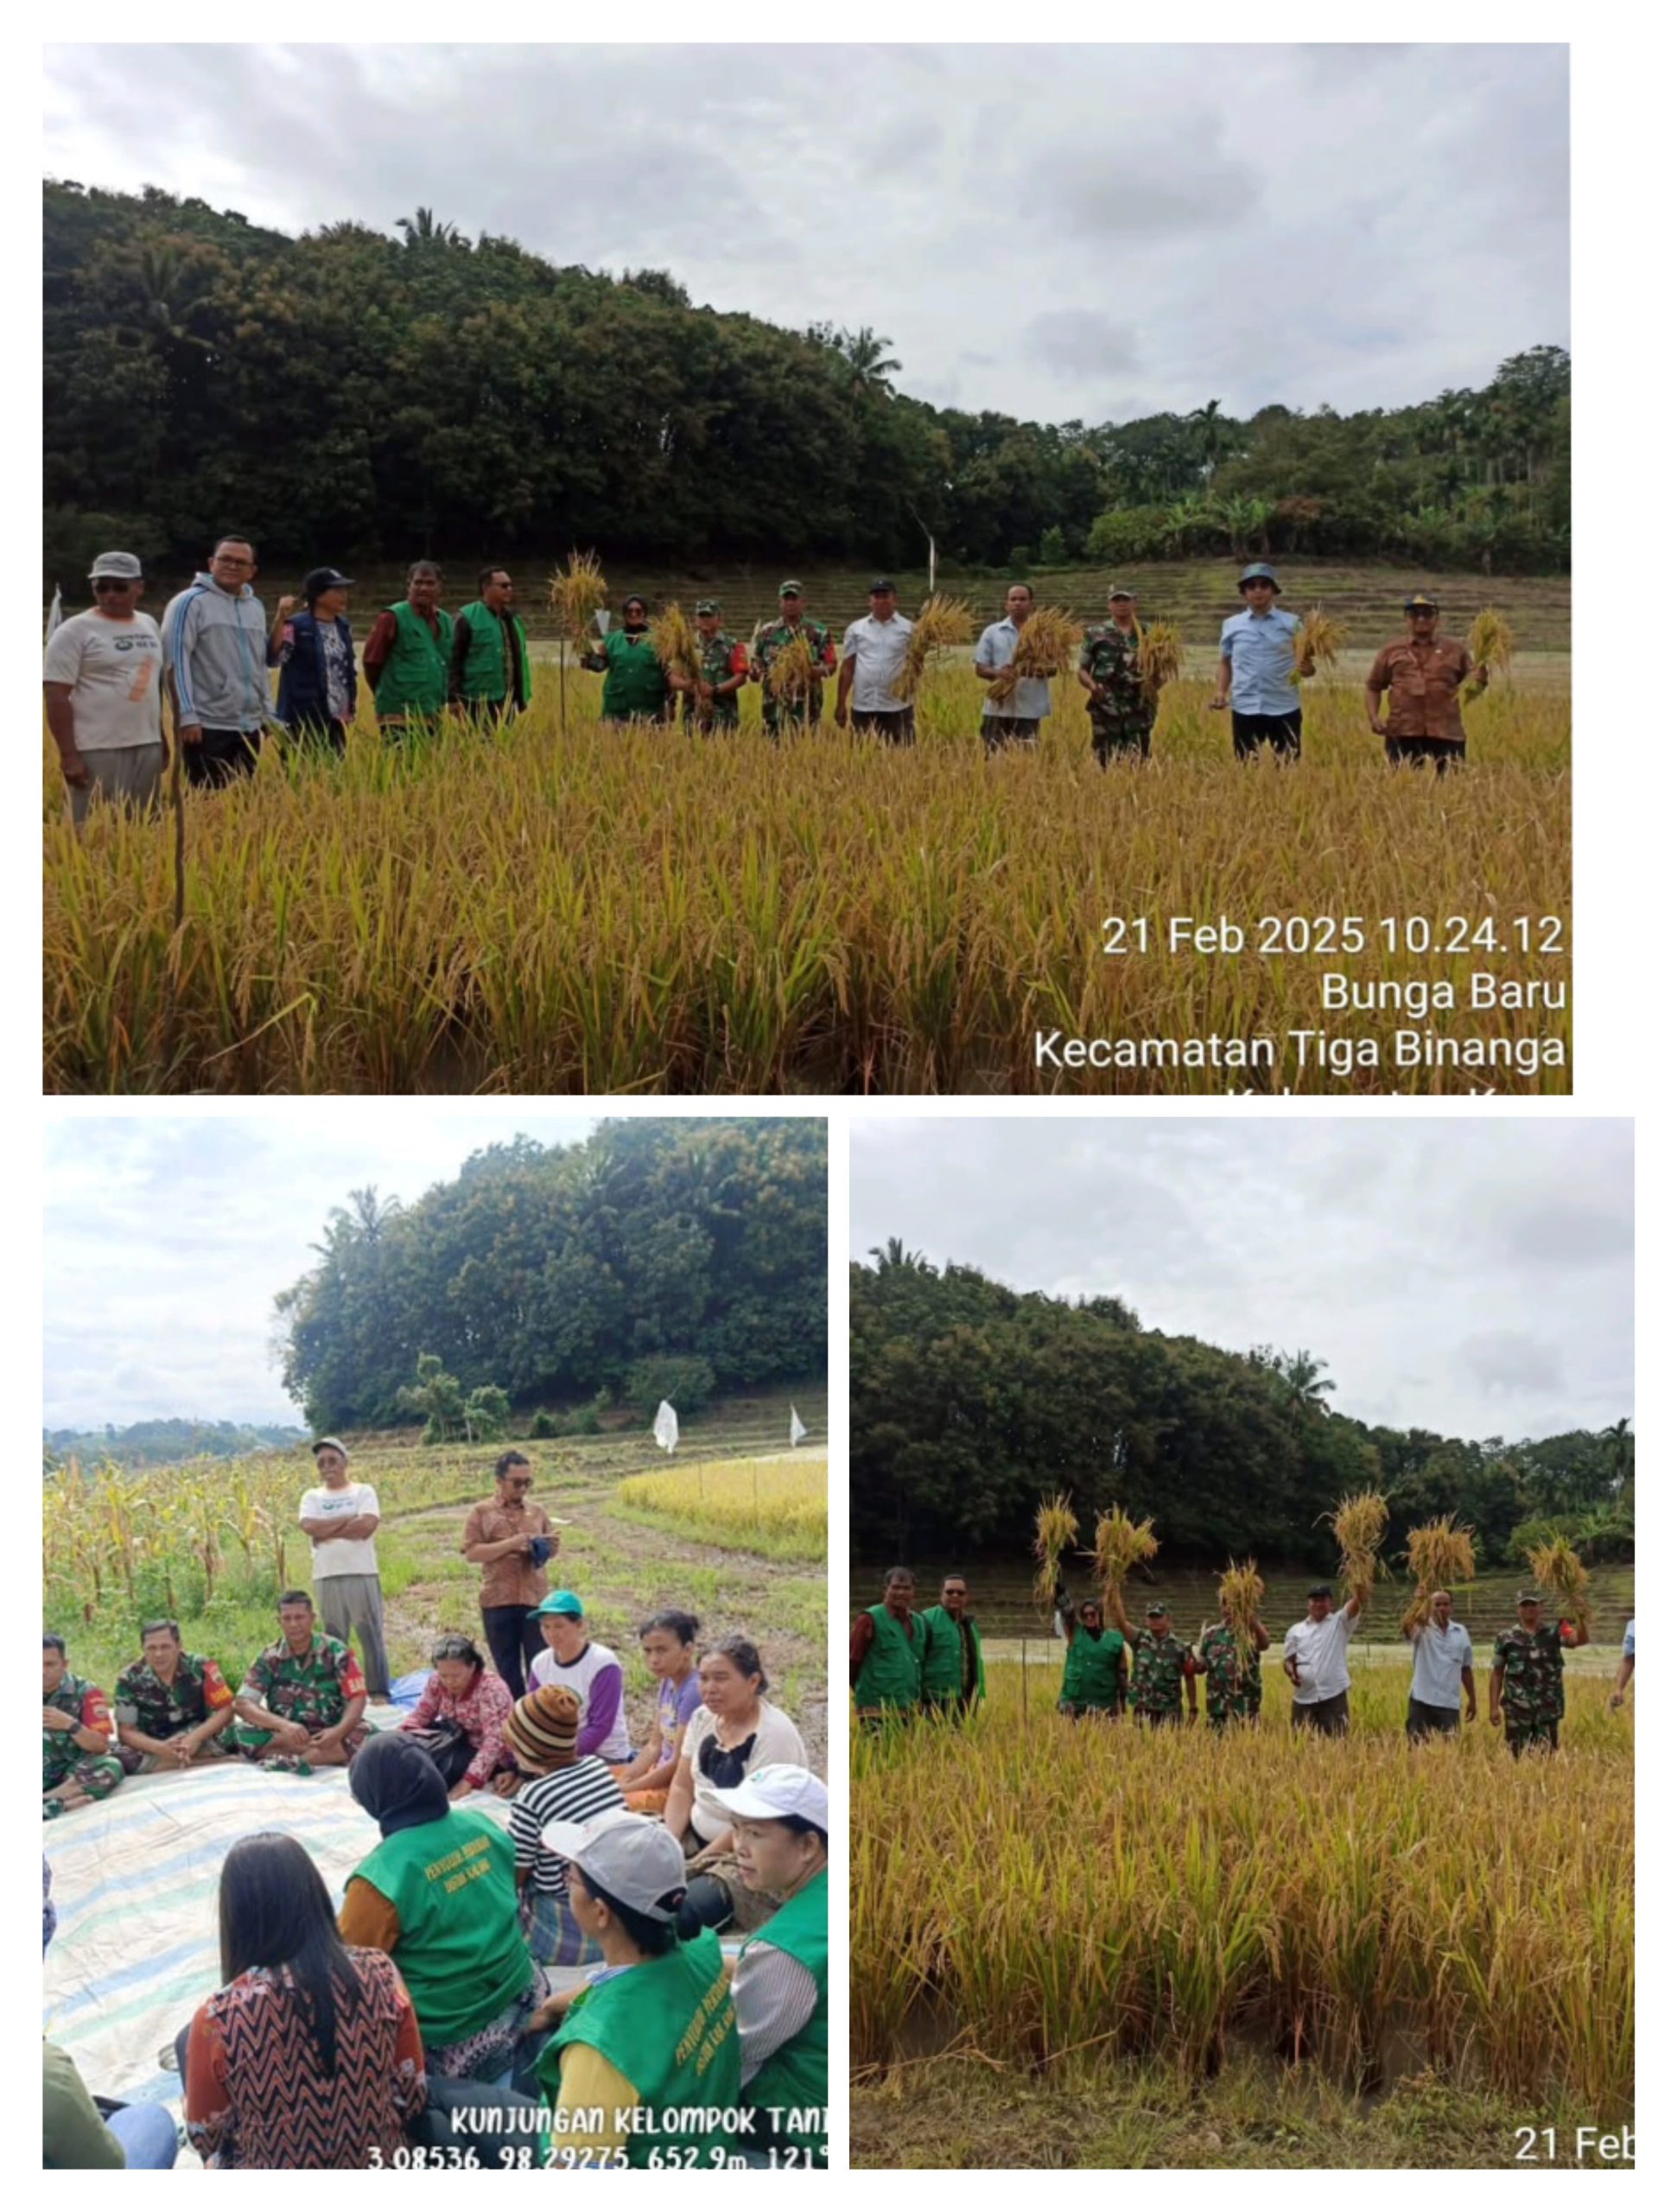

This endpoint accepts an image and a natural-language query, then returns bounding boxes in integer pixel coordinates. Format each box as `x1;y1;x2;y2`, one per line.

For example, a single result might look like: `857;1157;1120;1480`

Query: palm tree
1187;399;1240;480
1280;1350;1337;1421
394;207;462;249
869;1237;931;1273
841;326;902;397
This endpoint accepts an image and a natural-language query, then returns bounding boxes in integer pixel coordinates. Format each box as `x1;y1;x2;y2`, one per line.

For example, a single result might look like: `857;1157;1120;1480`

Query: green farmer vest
918;1608;986;1703
740;1867;828;2161
374;599;453;716
854;1605;924;1711
1061;1626;1127;1707
457;600;531;703
354;1808;530;2046
598;630;670;718
539;1927;741;2167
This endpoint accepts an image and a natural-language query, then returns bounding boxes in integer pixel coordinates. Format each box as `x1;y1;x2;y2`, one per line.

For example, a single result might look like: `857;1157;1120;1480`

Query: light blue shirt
1220;605;1301;715
976;617;1051;721
1408;1618;1474;1707
1623;1618;1635;1656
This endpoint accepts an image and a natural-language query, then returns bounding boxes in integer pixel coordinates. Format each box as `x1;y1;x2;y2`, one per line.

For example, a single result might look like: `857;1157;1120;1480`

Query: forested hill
45;180;1567;576
44;1419;307;1470
850;1250;1631;1569
276;1120;827;1433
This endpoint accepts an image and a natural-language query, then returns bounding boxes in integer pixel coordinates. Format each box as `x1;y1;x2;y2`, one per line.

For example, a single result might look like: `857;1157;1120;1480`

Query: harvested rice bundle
1288;606;1348;685
1135;620;1183;702
1218;1557;1267;1657
550;548;609;646
1090;1503;1159;1624
1032;1492;1079;1611
898;595;975;700
986;607;1082;705
651;601;703;693
1525;1532;1593;1638
1324;1488;1388;1594
1462;608;1515;702
1400;1514;1477;1633
765;628;818;707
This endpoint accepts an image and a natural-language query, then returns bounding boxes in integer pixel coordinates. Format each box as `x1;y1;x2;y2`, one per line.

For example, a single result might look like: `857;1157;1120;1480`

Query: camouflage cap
695;598;721;615
1107;583;1136;601
1145;1602;1168;1618
778;579;804;598
1403;591;1439;612
1516;1590;1546;1605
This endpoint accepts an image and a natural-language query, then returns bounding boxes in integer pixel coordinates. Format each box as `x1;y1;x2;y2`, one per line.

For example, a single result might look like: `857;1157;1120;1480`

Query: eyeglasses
92;579;137;593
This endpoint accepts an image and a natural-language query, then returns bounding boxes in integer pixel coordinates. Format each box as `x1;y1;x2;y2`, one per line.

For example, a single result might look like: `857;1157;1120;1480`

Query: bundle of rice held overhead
1289;606;1348;684
1218;1557;1266;1656
549;549;609;645
651;602;702;693
1326;1488;1388;1592
1091;1503;1159;1621
1463;607;1516;702
1136;620;1183;702
898;595;975;700
1032;1492;1079;1611
1400;1514;1477;1633
1526;1533;1593;1637
987;607;1081;704
765;629;818;706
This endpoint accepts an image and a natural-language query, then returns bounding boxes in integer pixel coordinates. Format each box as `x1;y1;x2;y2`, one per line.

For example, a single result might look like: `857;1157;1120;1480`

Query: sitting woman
528;1592;632;1764
340;1732;543;2082
612;1610;703;1814
182;1832;425;2168
504;1684;626;1967
398;1634;516;1797
662;1637;806;1936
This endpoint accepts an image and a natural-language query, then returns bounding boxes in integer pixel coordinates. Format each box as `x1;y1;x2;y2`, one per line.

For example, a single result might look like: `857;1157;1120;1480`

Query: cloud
1460;1331;1564;1398
1026;308;1140;379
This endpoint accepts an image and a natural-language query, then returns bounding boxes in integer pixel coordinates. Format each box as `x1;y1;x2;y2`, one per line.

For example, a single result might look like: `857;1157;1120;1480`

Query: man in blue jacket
272;567;359;750
161;536;273;786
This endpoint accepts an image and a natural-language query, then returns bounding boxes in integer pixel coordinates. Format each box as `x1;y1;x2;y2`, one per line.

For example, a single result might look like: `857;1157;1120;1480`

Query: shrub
625;1354;715;1421
526;1408;558;1440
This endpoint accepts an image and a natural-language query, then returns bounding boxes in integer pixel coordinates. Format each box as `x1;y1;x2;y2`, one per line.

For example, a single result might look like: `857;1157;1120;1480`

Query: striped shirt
507;1758;626;1892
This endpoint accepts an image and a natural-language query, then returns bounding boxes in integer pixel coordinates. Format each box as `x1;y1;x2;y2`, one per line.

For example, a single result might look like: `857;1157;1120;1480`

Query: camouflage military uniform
1127;1626;1191;1725
1493;1621;1566;1756
689;631;749;730
43;1669;124;1815
113;1649;236;1772
1198;1624;1262;1726
235;1630;368;1772
1079;622;1155;764
753;617;835;736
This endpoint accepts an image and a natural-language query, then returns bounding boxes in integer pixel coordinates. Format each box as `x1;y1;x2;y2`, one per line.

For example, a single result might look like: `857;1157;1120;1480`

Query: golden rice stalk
1400;1515;1477;1633
1218;1557;1266;1657
1325;1488;1388;1593
1090;1503;1159;1623
1462;607;1515;702
1135;620;1183;702
765;629;818;704
1525;1533;1593;1638
549;548;609;645
987;607;1081;704
651;601;703;692
1032;1491;1079;1611
898;595;975;700
1288;606;1348;685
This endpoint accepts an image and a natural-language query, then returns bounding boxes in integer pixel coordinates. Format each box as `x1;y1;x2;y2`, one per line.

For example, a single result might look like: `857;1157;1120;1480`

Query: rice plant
614;1455;827;1560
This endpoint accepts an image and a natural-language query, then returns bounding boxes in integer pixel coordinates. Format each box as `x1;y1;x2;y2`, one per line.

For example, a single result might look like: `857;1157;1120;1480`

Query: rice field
44;656;1569;1096
851;1657;1632;2167
616;1455;828;1560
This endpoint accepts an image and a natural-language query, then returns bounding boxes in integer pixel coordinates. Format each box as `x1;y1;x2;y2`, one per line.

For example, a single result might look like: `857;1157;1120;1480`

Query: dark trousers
981;716;1041;750
1092;727;1152;766
1292;1689;1350;1735
1233;709;1302;760
852;708;915;744
1406;1696;1461;1740
461;694;523;730
481;1605;543;1699
1506;1719;1559;1758
283;716;348;756
183;726;264;787
1386;735;1465;772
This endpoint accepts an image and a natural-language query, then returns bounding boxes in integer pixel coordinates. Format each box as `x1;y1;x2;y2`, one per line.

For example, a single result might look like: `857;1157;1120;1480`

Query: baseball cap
695;597;721;615
778;580;804;597
88;550;143;581
1108;583;1136;601
311;1437;349;1459
1239;562;1280;589
868;577;897;594
539;1808;689;1920
1307;1582;1334;1600
528;1588;585;1620
1516;1589;1545;1605
302;566;355;600
1145;1602;1167;1618
710;1764;829;1829
1402;592;1439;612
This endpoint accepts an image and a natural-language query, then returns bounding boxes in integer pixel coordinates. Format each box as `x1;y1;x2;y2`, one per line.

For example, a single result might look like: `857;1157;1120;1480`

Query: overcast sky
43;1114;599;1428
850;1120;1630;1442
42;41;1568;422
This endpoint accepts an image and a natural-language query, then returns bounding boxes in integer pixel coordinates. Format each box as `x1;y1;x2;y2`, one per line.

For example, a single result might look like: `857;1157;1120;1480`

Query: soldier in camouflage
1111;1592;1199;1727
689;601;749;731
1197;1597;1269;1728
750;582;836;737
43;1634;124;1818
1077;586;1156;764
1490;1590;1587;1756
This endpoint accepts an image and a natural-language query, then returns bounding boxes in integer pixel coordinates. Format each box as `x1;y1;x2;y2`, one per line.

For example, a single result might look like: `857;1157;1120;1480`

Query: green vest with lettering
918;1607;986;1703
740;1867;828;2162
854;1605;923;1711
457;599;531;703
373;598;453;716
539;1928;740;2166
595;629;670;718
353;1808;530;2045
1061;1625;1128;1707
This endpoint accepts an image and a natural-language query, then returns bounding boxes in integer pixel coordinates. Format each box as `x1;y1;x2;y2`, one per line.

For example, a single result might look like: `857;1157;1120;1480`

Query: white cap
539;1808;688;1920
709;1763;829;1829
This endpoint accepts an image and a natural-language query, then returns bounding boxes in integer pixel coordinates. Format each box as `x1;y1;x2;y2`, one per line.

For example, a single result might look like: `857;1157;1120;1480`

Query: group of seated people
42;1592;827;2170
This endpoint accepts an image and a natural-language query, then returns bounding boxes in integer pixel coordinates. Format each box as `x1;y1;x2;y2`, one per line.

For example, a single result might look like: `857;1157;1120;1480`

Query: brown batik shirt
461;1495;556;1609
1367;635;1475;740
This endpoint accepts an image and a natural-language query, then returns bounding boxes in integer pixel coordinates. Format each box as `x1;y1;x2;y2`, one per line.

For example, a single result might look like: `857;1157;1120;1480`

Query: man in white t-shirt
297;1437;391;1699
42;551;168;827
1282;1578;1366;1736
1403;1587;1477;1738
835;579;917;744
